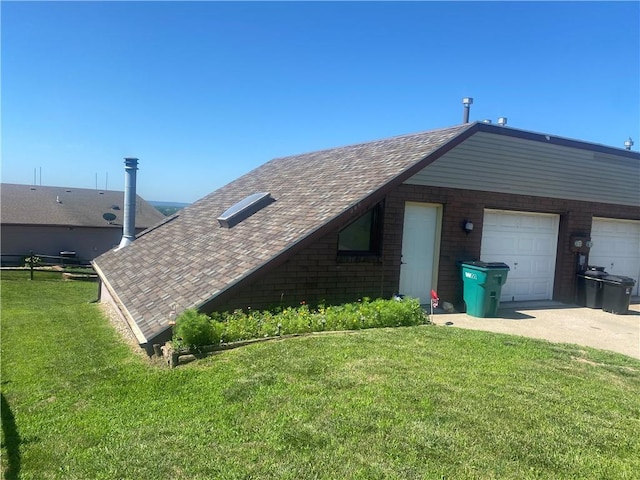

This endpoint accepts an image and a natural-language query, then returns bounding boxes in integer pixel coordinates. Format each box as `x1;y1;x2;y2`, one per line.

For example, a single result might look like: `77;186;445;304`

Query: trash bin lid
462;261;510;270
586;265;605;272
602;275;636;286
578;270;607;280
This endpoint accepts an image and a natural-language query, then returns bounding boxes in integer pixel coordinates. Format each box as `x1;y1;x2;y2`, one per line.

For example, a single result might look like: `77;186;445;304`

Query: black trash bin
59;251;77;266
576;270;607;308
587;265;605;272
601;275;636;314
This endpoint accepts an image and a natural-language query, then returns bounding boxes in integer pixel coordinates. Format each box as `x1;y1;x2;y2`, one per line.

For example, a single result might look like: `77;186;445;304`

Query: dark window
338;203;383;256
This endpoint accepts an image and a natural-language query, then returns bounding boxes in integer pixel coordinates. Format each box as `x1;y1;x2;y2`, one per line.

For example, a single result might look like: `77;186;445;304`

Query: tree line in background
151;203;188;216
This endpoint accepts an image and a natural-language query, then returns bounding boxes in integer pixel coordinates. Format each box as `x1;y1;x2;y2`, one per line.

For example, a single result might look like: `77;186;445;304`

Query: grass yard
1;270;639;479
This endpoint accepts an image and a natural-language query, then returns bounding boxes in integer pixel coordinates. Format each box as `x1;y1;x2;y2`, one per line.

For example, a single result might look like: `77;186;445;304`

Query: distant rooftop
1;183;166;228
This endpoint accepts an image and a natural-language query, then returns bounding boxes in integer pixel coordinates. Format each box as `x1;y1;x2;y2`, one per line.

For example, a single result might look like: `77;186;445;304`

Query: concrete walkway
430;299;640;359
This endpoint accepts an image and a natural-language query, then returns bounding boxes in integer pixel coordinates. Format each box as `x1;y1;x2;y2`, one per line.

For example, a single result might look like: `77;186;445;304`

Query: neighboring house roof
92;122;640;345
1;183;165;228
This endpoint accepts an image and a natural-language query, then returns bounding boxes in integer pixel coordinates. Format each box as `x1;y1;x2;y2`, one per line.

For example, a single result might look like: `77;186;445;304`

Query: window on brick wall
337;203;383;256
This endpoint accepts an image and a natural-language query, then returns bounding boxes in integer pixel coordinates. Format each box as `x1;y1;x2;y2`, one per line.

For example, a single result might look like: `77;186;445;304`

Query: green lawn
2;270;639;479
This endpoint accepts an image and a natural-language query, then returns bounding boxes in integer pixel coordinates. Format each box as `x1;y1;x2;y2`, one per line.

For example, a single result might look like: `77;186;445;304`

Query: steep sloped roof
93;123;474;344
1;183;166;228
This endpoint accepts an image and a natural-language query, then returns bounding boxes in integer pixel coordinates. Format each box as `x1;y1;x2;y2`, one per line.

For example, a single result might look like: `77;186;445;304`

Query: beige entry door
399;202;441;304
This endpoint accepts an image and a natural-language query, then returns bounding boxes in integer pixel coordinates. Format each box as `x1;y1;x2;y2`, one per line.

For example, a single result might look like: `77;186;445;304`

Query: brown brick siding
205;184;639;313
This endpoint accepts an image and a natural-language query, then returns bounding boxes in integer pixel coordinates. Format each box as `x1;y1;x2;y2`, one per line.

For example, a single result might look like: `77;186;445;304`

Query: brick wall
208;234;396;312
205;183;639;313
391;184;639;306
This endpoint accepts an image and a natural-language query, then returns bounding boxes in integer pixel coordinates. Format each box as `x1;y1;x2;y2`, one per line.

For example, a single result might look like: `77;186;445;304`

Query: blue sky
2;1;639;204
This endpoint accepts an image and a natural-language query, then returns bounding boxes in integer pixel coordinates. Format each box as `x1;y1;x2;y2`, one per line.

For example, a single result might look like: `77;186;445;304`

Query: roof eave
475;122;640;159
92;261;150;345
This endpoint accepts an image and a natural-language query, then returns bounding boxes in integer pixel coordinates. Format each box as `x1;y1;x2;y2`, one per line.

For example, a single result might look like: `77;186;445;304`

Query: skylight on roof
218;192;275;228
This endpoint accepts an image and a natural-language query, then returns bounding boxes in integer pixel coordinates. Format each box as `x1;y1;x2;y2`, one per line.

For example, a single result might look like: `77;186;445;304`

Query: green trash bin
461;261;510;317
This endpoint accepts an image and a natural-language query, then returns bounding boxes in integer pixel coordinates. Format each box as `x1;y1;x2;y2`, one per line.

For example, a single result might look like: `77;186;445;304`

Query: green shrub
173;309;220;350
172;297;429;351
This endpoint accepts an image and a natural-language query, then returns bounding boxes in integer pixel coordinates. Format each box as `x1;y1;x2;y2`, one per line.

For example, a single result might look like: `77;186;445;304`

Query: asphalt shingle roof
1;183;165;229
93;124;473;344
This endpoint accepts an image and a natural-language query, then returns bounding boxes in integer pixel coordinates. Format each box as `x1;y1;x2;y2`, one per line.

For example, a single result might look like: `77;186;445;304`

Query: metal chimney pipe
116;157;139;250
462;97;473;123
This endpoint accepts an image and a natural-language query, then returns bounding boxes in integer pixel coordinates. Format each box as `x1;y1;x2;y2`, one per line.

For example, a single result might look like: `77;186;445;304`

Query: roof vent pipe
624;137;634;150
462;97;473;123
116;157;138;250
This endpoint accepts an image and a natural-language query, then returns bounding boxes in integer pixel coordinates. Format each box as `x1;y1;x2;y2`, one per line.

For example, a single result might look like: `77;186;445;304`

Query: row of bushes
172;297;430;351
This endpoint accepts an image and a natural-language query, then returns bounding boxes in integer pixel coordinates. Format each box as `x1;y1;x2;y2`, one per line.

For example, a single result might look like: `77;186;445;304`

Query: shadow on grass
1;392;21;480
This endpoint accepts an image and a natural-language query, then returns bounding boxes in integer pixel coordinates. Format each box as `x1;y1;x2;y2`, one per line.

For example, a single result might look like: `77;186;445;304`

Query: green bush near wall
172;297;429;351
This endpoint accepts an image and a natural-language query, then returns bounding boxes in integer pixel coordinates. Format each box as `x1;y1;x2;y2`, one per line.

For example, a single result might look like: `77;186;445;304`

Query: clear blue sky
2;1;638;204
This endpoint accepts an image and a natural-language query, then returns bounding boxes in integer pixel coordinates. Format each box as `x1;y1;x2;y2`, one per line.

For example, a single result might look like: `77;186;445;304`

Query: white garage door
481;209;559;302
589;218;640;296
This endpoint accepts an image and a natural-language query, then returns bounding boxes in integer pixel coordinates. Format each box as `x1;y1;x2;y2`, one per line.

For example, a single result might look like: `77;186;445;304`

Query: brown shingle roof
1;183;165;229
93;124;473;344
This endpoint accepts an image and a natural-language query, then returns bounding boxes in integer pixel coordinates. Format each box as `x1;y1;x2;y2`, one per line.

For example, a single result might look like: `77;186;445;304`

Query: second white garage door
481;209;559;302
589;218;640;296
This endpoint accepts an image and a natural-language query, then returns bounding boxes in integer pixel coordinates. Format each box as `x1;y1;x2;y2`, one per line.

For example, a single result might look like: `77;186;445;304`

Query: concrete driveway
430;299;640;359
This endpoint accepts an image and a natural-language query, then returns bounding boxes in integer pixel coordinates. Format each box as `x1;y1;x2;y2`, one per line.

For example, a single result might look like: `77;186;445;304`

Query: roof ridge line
269;123;475;161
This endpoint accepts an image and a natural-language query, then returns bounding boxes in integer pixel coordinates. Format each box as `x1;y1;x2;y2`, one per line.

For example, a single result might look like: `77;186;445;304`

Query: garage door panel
612;237;637;252
606;221;638;236
513;257;553;276
590;218;640;296
517;258;535;274
531;281;550;296
517;260;530;275
481;235;515;255
502;279;549;301
500;280;521;297
520;283;547;300
534;259;554;274
518;238;534;252
481;210;559;302
537;216;557;230
534;237;556;254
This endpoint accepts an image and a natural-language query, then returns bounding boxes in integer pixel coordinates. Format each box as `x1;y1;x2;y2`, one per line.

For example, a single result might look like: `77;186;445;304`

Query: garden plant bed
169;298;431;366
163;327;425;367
